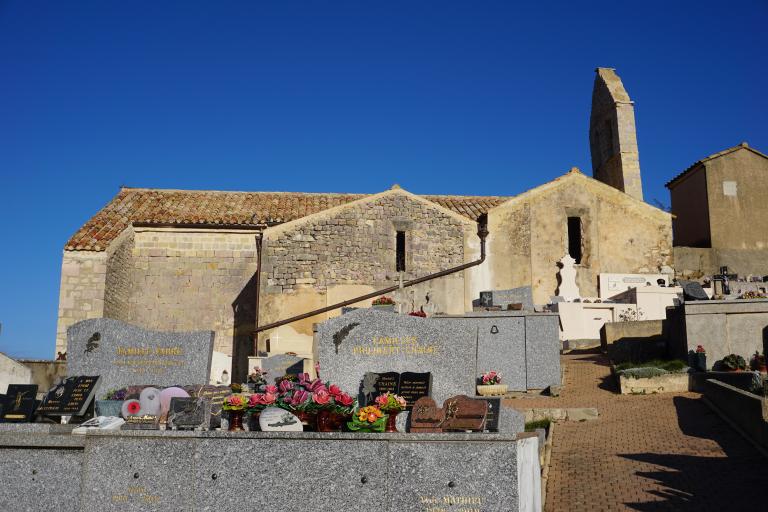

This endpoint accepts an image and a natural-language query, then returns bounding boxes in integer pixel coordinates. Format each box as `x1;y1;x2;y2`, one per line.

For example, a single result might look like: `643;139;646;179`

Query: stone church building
55;68;672;375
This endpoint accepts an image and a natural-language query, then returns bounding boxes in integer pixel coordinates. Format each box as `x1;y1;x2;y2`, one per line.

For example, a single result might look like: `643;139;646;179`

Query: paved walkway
504;351;768;511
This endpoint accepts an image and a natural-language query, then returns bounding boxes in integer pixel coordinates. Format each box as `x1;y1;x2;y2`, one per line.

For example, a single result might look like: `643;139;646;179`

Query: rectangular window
567;217;582;264
396;231;406;272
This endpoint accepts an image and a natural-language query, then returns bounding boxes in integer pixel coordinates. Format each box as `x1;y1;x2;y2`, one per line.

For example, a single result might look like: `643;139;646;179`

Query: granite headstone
260;354;305;383
680;280;710;301
318;309;476;405
476;286;534;310
66;318;214;396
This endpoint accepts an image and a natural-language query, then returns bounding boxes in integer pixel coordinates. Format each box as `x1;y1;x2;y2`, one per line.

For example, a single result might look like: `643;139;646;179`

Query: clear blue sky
1;1;766;359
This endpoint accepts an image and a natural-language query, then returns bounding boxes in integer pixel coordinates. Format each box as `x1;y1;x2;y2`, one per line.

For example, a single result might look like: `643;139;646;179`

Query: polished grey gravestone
471;316;526;391
67;318;214;396
476;286;534;310
317;309;476;405
260;353;306;383
524;315;561;389
680;280;710;301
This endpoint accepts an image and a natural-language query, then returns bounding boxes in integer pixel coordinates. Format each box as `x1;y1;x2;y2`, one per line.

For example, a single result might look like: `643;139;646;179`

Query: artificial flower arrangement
408;310;427;318
247;367;268;386
103;388;128;401
372;296;396;306
242;373;356;416
480;371;502;385
695;345;706;354
222;394;249;411
347;405;386;433
375;392;407;413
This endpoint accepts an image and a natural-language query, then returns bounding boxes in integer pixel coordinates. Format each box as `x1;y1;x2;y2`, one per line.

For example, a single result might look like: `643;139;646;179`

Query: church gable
262;189;472;294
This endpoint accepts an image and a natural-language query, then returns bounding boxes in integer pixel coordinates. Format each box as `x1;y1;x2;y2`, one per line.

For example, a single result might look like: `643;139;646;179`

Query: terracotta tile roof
665;142;768;188
65;188;510;251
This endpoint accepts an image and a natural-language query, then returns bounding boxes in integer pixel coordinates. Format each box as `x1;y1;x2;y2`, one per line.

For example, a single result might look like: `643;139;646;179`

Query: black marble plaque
397;372;432;408
361;371;431;409
475;397;501;432
183;384;231;429
37;376;101;416
1;385;39;422
167;397;210;430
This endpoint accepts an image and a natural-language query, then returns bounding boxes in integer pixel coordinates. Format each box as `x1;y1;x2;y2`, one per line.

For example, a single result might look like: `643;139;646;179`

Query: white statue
557;254;580;301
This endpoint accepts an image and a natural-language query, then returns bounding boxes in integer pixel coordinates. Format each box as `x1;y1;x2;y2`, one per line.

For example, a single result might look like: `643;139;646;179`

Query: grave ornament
1;384;38;422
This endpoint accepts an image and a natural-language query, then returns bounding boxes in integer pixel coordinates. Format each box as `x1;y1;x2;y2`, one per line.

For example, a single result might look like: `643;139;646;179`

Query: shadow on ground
619;396;768;510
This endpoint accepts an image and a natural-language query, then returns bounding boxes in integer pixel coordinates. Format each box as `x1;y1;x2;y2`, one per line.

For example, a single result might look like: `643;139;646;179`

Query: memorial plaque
260;354;305;383
259;407;303;431
441;395;487;432
1;384;38;422
361;371;431;409
66;318;214;395
475;397;501;432
167;397;211;430
183;384;231;429
409;397;444;433
37;376;100;416
121;414;160;430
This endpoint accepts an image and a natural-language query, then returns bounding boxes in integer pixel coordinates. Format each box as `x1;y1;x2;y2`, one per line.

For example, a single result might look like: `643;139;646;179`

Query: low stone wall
0;428;540;512
703;379;768;451
600;320;667;363
618;373;689;394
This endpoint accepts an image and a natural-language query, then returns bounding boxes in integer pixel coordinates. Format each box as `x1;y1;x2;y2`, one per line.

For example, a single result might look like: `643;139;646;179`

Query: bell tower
589;68;643;201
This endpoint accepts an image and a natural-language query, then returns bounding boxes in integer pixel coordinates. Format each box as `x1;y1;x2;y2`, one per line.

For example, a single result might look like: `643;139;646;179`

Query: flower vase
249;412;261;432
228;410;245;432
384;412;399;433
295;411;317;431
316;410;338;432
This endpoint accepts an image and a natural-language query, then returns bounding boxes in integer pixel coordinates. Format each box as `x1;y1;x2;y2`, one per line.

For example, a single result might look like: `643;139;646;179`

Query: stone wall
122;228;259;355
55;251;108;354
259;191;474;355
103;229;134;320
263;192;467;293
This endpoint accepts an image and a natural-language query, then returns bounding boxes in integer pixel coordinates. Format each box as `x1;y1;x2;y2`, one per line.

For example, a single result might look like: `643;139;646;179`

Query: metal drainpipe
252;214;488;336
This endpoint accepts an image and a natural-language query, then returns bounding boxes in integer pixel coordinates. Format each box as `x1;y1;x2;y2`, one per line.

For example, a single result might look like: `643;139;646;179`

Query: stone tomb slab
194;437;387;510
318;309;476;405
389;440;518;511
67;318;214;396
80;435;198;512
0;447;83;511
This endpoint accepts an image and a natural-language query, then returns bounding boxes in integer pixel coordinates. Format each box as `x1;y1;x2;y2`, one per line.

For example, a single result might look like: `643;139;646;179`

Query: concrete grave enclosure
0;428;541;512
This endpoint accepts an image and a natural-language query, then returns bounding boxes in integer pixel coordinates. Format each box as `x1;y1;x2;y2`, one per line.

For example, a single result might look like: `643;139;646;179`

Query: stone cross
557;254;580;300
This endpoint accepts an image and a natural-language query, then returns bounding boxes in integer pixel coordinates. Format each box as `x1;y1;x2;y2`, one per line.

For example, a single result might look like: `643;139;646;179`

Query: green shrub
525;418;551;432
614;359;687;373
619;367;669;379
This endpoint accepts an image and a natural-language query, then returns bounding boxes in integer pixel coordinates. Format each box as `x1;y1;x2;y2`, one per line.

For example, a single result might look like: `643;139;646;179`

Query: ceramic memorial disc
159;387;190;415
139;387;162;416
121;399;142;418
259;407;302;431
